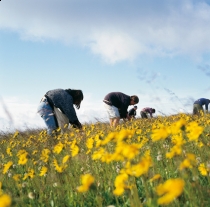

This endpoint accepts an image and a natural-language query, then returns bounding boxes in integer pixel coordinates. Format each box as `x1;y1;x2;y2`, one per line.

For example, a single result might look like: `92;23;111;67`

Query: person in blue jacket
193;98;210;115
103;92;139;127
37;88;83;134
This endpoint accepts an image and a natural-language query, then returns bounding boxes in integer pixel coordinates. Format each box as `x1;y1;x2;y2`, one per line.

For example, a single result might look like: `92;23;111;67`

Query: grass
0;113;210;207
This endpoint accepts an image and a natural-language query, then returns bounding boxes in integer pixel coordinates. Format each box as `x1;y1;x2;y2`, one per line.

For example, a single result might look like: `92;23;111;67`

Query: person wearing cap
128;106;138;119
193;98;210;115
37;88;83;134
103;92;139;127
140;107;155;119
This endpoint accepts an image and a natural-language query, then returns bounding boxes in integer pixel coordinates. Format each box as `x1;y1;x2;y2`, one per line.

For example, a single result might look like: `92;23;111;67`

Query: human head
134;106;137;110
130;95;139;105
152;108;156;113
66;89;84;109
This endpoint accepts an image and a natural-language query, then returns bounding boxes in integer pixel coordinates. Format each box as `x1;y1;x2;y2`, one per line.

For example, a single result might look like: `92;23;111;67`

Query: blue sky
1;0;210;132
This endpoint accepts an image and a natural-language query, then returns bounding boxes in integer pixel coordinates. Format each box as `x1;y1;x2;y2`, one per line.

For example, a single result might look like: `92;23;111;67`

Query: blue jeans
37;98;57;134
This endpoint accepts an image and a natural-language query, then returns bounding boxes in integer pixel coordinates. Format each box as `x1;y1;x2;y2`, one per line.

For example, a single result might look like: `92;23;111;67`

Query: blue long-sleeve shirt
194;98;210;110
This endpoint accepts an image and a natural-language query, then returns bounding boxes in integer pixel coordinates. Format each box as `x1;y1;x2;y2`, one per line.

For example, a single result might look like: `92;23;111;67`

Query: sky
1;0;210;132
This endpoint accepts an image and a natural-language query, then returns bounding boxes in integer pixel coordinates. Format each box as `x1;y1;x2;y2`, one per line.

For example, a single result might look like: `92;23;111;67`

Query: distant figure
193;98;210;115
103;92;139;127
140;107;155;119
37;88;83;134
128;106;138;119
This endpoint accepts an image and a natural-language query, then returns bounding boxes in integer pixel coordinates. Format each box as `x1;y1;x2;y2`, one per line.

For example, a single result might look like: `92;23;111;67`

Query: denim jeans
37;98;57;134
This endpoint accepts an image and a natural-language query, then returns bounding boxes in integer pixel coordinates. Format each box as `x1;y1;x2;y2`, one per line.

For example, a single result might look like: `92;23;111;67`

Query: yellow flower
179;153;196;170
166;145;182;159
186;121;203;142
23;169;35;180
13;174;21;182
0;194;12;207
71;145;79;157
151;125;170;142
170;119;186;134
113;173;128;196
156;178;185;205
53;159;67;173
126;155;152;177
86;137;94;150
53;142;64;154
62;155;70;164
198;163;208;176
149;174;161;182
92;148;105;160
18;153;28;165
40;149;51;163
6;148;12;157
120;143;141;160
3;161;13;174
39;166;48;176
77;174;95;193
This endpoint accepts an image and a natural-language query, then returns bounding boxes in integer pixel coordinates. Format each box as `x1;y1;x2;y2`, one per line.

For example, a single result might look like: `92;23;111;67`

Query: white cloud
1;0;210;63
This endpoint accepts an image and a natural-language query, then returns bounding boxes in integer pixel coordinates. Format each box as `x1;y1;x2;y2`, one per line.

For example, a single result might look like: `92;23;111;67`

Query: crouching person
37;88;83;134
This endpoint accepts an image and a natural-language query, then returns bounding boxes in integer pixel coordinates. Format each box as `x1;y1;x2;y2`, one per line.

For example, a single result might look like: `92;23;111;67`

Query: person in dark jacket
37;88;83;134
140;107;155;119
103;92;139;127
193;98;210;115
128;106;137;119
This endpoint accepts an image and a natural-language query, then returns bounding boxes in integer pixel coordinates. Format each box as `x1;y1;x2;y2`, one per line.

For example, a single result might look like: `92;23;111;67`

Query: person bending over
103;92;139;127
140;107;155;119
128;105;138;119
37;88;83;134
193;98;210;115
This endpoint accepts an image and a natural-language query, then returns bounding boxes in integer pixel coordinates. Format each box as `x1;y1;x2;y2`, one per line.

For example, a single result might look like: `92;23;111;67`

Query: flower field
0;113;210;207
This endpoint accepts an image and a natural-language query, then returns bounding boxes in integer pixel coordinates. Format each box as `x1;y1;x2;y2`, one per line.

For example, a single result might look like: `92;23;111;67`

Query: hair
134;106;137;108
65;89;84;109
131;95;139;104
152;108;156;113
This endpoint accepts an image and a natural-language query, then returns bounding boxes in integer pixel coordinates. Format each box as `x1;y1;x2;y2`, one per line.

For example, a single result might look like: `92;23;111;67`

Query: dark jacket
128;108;136;116
103;92;131;118
45;89;82;128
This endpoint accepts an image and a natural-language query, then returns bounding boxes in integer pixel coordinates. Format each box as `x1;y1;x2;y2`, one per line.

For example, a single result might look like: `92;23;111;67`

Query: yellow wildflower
53;142;64;154
186;121;203;142
151;125;170;142
179;153;196;170
3;161;13;174
0;194;12;207
149;174;161;182
113;173;128;196
156;178;185;205
39;166;48;176
62;155;70;164
53;159;67;173
92;148;105;160
13;174;21;182
77;174;95;193
198;163;208;176
18;153;28;165
23;169;35;180
40;149;51;163
166;145;182;159
71;145;79;157
6;148;12;157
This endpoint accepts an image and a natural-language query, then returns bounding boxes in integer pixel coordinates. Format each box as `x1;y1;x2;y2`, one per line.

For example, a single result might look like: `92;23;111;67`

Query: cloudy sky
1;0;210;132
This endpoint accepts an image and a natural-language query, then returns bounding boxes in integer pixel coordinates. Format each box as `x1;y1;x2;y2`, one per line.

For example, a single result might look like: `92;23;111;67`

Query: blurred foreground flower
156;178;185;205
0;194;12;207
77;174;95;193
